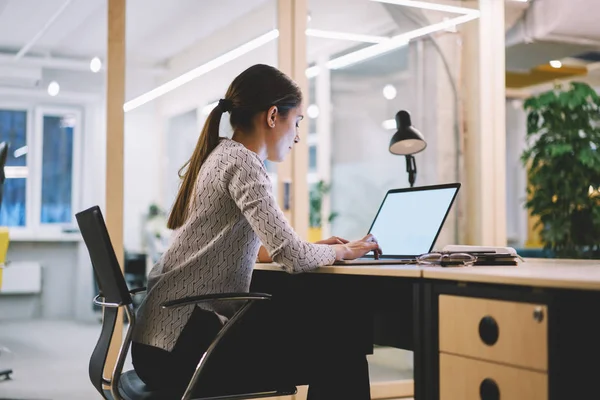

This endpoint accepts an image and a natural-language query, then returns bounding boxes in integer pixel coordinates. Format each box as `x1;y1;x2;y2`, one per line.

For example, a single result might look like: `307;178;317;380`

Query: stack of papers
442;245;522;266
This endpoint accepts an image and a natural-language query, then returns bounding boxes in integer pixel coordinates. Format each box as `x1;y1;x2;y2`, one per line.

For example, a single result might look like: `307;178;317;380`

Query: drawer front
439;295;548;371
440;353;548;400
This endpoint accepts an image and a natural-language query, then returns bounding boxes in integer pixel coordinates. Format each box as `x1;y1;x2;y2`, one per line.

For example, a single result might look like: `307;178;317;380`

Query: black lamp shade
389;110;427;155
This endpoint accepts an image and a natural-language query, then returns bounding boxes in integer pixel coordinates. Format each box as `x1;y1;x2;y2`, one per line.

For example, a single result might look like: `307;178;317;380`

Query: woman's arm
257;236;346;263
226;151;336;273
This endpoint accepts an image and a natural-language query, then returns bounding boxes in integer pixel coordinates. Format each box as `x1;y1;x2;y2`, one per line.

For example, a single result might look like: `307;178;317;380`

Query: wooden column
277;0;308;239
104;0;126;378
462;0;507;246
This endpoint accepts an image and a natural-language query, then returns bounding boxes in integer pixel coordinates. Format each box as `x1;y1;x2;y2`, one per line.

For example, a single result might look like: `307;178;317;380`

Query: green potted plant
308;180;338;242
521;81;600;258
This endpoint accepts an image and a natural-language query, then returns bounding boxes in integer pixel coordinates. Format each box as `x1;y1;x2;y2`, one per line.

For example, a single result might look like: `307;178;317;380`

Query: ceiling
1;0;599;93
0;0;268;66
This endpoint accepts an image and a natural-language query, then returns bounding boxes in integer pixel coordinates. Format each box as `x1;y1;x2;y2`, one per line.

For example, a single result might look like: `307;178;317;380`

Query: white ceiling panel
0;0;268;64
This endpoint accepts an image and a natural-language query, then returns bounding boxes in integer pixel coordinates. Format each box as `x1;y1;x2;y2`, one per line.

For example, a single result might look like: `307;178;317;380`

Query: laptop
334;183;461;265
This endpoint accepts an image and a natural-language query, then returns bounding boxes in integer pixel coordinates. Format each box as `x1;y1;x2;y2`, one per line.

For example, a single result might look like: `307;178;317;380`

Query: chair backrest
75;205;132;396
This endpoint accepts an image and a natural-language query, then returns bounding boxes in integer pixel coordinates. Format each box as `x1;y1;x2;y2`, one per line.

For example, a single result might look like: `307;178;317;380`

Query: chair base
0;369;12;381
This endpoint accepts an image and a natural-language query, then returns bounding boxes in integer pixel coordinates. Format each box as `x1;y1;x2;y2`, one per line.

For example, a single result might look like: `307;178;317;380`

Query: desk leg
421;281;438;400
412;281;424;400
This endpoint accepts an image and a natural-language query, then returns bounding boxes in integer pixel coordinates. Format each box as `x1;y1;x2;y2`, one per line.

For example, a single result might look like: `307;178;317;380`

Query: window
40;113;77;224
0;105;81;236
0;108;28;227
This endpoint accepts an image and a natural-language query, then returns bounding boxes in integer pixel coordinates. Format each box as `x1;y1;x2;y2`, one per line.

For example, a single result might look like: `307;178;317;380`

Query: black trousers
132;302;373;399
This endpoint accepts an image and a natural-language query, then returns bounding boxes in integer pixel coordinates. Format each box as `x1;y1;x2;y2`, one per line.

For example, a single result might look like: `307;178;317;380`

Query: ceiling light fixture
307;104;320;119
4;166;28;179
327;11;478;70
47;81;60;96
306;28;389;44
371;0;476;15
13;146;28;158
124;29;280;112
382;119;396;130
383;84;397;100
90;57;102;73
305;65;320;79
550;60;562;68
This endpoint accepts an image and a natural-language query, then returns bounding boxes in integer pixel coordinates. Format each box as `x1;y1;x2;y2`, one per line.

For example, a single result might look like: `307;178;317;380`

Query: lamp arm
405;155;417;188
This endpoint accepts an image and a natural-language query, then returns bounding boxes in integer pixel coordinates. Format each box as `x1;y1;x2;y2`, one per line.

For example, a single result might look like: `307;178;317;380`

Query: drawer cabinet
439;353;548;400
439;295;548;371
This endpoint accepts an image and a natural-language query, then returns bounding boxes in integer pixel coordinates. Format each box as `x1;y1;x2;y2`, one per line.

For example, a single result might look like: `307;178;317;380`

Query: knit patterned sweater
132;139;336;351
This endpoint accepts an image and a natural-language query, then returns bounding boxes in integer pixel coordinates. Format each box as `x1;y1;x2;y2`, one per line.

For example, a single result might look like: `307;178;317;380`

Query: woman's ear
266;105;278;128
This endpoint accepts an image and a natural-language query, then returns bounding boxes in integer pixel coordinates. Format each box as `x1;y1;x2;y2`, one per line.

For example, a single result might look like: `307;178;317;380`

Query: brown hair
167;64;302;229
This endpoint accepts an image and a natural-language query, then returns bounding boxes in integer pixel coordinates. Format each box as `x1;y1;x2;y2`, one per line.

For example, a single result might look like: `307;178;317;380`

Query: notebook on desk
334;183;461;265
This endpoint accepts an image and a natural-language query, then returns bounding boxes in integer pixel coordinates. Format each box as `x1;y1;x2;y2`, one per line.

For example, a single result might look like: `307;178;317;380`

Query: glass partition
305;0;478;393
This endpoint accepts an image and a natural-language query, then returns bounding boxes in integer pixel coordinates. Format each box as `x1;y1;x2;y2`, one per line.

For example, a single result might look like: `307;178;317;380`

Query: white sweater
132;139;336;351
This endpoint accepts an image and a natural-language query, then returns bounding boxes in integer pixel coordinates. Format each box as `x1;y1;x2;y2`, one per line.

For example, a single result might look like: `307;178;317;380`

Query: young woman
132;64;381;399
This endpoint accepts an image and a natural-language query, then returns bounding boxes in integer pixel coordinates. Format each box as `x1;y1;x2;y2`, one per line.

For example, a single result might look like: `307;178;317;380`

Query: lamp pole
405;154;417;188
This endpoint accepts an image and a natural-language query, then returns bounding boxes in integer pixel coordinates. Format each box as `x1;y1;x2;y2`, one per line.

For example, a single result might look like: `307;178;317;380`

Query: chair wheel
0;369;13;381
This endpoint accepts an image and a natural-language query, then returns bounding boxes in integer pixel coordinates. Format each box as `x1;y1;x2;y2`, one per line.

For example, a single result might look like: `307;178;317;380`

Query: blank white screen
369;187;457;256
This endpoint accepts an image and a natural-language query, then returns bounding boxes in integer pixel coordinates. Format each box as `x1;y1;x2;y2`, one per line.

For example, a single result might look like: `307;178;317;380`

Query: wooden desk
255;262;422;278
255;260;600;400
423;258;600;290
422;259;600;400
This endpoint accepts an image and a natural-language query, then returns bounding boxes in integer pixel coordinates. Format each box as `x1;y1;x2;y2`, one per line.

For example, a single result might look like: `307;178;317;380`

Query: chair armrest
161;292;271;309
129;287;146;295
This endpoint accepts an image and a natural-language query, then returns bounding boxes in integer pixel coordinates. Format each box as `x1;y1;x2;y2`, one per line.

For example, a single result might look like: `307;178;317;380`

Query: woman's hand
315;236;349;245
332;234;382;261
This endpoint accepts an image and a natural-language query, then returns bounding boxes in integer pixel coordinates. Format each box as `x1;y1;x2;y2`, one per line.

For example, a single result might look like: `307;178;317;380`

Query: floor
0;319;413;400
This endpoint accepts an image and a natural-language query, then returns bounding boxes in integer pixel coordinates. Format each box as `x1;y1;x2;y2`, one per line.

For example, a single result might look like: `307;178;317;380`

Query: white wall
123;101;162;252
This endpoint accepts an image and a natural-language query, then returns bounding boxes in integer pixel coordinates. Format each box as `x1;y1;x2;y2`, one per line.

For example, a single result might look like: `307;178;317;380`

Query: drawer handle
480;378;500;400
533;306;544;322
478;315;499;346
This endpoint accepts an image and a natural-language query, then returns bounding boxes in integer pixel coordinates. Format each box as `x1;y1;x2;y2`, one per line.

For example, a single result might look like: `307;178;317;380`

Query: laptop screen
368;184;460;257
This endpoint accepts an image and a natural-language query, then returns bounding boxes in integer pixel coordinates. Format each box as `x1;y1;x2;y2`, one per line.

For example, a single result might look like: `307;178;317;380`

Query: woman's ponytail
167;103;226;229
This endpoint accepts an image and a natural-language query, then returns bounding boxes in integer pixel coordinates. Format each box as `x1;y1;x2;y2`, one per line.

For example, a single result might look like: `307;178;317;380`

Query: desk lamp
389;110;427;187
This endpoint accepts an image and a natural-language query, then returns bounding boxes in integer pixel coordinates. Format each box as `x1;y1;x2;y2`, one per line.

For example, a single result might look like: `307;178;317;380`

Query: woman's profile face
266;105;303;162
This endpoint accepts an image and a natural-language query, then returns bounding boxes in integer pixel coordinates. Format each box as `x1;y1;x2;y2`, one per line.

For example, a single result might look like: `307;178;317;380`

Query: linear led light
124;29;280;112
382;119;396;130
326;11;479;69
371;0;476;15
5;166;28;179
306;28;389;43
305;65;321;78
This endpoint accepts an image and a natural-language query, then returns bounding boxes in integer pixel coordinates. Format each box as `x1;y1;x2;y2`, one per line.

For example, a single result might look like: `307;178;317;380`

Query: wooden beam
277;0;309;239
462;0;507;246
104;0;126;380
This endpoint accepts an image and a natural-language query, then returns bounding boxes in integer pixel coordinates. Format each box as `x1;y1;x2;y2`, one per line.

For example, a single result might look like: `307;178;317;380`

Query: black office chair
76;205;297;400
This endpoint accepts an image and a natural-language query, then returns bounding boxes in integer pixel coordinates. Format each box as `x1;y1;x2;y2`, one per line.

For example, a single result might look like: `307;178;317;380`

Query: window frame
33;106;83;233
0;101;35;233
0;102;83;239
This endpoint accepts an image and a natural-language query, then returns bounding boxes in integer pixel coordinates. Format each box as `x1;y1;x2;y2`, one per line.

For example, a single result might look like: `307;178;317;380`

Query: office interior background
0;0;599;399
